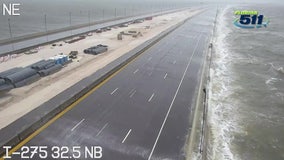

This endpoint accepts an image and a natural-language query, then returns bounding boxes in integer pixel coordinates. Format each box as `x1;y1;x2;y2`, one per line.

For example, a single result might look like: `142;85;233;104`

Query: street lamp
69;12;72;36
88;11;91;31
8;18;14;51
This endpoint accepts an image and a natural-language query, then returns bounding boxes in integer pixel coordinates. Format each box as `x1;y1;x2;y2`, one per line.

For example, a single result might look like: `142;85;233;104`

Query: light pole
69;12;72;36
8;18;14;51
44;14;48;42
114;8;117;18
88;11;91;31
102;9;105;20
124;8;126;17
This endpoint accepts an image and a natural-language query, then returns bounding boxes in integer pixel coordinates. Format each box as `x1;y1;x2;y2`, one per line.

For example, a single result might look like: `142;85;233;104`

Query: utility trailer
84;44;108;55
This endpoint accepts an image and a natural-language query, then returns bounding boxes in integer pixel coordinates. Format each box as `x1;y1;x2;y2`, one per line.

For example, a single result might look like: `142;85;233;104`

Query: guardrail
201;8;219;160
185;8;219;160
0;8;189;57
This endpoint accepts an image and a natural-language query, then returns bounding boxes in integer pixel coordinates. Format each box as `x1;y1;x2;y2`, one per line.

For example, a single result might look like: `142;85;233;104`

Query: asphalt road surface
8;8;216;160
0;9;185;55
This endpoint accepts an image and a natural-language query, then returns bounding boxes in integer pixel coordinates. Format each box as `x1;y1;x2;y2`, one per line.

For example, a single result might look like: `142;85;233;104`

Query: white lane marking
122;129;132;143
148;57;152;61
173;60;176;64
110;88;119;95
129;89;135;95
147;35;202;160
96;123;108;137
133;69;139;74
129;90;137;98
164;73;168;79
148;93;155;102
71;119;85;132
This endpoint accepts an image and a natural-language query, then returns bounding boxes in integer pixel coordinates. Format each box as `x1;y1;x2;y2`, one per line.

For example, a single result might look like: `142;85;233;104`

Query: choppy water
208;3;284;160
0;0;196;41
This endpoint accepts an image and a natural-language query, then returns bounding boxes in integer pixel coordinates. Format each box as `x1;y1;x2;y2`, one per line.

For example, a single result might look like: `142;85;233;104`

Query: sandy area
0;9;202;129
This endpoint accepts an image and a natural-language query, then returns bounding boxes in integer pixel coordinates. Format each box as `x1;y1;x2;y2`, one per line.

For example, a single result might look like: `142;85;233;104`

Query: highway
0;8;188;55
8;9;216;160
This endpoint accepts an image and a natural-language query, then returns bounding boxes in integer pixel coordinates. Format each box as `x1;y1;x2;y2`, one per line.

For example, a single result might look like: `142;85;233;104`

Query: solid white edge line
71;118;85;132
122;129;132;143
110;88;119;95
96;123;108;137
147;35;202;160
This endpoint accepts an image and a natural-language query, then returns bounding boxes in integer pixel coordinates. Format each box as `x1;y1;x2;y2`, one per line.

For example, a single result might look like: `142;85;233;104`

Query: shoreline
207;4;284;160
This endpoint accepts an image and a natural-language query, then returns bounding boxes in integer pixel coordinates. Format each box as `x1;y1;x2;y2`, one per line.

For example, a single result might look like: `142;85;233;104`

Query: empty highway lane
8;9;216;160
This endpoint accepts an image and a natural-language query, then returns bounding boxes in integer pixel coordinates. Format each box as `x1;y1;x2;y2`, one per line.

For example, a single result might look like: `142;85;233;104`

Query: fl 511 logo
233;10;269;28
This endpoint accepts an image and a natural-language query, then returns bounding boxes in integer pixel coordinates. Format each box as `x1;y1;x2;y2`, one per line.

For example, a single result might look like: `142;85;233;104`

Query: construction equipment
69;51;78;59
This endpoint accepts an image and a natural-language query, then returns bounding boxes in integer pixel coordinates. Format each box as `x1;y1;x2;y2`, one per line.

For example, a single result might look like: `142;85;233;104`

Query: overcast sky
1;0;283;16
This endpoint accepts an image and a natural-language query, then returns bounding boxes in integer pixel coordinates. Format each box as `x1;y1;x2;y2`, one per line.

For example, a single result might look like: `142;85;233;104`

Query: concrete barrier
201;8;219;160
0;16;190;157
185;8;219;160
0;8;189;57
185;34;211;160
0;8;187;46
